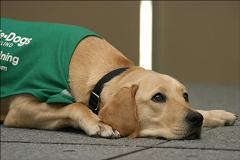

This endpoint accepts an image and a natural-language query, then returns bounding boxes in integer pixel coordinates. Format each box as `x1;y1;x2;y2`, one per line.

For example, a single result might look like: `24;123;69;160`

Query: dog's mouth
183;130;201;140
184;127;202;140
172;127;202;140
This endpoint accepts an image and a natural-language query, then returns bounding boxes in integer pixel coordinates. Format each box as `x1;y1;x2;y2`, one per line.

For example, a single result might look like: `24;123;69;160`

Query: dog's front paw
85;121;120;138
202;110;237;128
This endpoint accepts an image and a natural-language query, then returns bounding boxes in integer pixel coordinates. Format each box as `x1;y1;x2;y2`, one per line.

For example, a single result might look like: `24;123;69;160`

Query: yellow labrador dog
0;24;237;140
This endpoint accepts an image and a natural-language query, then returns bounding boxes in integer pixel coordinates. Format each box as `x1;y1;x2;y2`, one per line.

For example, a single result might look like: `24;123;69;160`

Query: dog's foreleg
3;95;120;138
196;109;237;128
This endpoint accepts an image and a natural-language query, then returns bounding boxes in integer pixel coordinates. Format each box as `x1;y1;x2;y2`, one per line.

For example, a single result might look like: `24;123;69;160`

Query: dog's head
99;68;203;139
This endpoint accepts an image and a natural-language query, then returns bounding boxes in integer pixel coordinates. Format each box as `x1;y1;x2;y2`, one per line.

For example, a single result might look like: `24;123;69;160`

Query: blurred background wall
1;1;140;64
1;1;240;85
153;1;240;85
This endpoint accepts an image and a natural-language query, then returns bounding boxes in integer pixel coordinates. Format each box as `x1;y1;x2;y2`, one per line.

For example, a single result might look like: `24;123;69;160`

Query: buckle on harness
89;91;100;112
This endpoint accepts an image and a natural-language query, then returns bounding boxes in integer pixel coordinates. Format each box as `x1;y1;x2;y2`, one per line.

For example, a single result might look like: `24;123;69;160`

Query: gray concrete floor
1;83;240;160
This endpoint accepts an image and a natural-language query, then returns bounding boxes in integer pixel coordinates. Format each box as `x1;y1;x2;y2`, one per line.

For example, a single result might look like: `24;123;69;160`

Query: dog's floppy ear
99;85;139;138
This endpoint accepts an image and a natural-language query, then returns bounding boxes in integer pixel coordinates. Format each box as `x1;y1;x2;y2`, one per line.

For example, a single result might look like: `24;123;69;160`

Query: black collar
88;67;129;114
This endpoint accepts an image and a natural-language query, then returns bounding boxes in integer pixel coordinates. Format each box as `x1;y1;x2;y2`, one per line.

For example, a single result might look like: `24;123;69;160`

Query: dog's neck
99;67;145;110
68;37;134;104
88;67;129;114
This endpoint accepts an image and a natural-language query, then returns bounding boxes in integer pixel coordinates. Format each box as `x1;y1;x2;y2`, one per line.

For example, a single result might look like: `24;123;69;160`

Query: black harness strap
88;67;129;114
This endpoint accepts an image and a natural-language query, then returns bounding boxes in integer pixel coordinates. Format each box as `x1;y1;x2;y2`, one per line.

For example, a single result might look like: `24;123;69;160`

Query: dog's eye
151;93;167;103
183;93;189;102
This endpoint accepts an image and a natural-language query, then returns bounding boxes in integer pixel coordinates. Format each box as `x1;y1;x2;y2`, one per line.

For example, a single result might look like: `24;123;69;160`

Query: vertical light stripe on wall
139;0;153;70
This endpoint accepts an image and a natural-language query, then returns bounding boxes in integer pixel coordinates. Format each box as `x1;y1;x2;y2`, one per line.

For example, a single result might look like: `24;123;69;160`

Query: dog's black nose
185;112;203;128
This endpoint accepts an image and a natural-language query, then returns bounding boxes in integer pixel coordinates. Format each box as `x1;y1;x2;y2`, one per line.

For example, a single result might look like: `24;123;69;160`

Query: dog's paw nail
235;114;239;119
112;130;121;138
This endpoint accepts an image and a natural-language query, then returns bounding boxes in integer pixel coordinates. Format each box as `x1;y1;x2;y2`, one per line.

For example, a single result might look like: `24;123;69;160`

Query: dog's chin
182;131;201;140
181;128;202;140
169;128;202;140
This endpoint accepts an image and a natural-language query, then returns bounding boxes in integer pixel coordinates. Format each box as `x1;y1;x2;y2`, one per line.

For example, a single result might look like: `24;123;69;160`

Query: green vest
0;18;99;104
